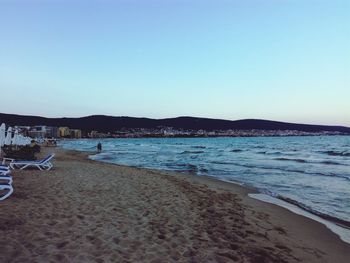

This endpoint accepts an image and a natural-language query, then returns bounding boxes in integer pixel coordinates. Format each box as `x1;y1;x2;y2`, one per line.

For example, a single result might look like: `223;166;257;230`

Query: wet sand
0;147;349;262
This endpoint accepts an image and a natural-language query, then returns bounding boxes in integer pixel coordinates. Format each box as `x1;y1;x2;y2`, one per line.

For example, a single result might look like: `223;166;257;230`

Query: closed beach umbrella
0;123;5;147
18;135;30;146
4;127;12;145
25;136;31;145
12;130;18;146
17;135;24;146
19;135;30;146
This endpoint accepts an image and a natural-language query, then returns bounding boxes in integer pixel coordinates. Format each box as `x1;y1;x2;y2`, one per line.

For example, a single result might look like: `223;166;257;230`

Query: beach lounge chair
0;165;10;175
0;174;12;184
0;183;13;201
0;170;10;176
0;165;13;183
9;153;55;171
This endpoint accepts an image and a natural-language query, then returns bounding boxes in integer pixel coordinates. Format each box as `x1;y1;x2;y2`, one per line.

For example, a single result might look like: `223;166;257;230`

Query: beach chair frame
9;154;55;171
0;164;11;174
0;174;12;184
0;183;14;201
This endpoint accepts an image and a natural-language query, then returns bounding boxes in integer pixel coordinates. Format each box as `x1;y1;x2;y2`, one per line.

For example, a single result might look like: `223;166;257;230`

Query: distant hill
0;113;350;134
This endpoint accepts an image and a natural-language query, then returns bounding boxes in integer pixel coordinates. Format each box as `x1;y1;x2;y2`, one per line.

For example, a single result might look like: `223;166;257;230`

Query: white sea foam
248;193;350;244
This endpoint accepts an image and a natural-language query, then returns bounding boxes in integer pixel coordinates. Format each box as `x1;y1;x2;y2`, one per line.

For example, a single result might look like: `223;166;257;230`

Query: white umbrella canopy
0;123;5;147
11;130;18;146
17;134;24;146
18;134;30;146
24;136;30;146
4;127;12;145
17;134;31;146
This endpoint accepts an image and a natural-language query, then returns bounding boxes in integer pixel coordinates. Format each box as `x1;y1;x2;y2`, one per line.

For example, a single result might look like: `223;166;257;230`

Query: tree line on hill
0;113;349;134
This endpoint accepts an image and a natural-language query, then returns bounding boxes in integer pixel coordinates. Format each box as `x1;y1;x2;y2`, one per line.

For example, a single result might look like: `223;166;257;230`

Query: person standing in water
97;142;102;152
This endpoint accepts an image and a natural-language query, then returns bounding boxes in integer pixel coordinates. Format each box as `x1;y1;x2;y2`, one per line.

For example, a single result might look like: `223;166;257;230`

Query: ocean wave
230;149;243;152
210;161;236;165
274;157;307;163
320;160;345;166
180;150;205;154
276;195;350;229
210;161;350;181
100;155;117;161
258;151;282;155
170;163;198;173
191;146;206;149
274;157;348;166
254;145;265;149
322;151;350;157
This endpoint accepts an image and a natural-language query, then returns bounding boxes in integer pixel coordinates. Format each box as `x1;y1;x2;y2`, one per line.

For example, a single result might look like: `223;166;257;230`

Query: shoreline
249;193;350;244
85;147;350;243
1;147;350;262
75;148;350;245
61;136;350;232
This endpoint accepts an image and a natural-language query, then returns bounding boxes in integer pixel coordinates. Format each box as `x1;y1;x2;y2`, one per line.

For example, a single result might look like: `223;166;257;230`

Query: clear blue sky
0;0;349;126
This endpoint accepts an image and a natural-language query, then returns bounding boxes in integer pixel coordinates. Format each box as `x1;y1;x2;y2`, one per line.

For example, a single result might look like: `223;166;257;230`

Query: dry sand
0;147;349;263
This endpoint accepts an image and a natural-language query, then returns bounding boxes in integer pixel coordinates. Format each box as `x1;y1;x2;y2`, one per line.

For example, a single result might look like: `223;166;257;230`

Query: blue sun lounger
0;165;10;175
0;183;13;201
0;174;12;184
0;164;14;200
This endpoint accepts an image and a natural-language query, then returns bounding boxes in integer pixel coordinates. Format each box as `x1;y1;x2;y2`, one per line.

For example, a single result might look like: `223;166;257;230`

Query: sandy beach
0;147;349;263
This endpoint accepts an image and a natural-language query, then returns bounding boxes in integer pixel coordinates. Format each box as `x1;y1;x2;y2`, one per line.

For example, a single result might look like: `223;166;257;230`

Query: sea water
59;136;350;229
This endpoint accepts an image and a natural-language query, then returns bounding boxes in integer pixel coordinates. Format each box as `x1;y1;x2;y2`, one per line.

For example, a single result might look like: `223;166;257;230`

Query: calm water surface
59;136;350;224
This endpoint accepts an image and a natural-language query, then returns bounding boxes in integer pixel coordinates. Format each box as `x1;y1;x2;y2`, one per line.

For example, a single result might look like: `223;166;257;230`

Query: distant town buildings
11;125;347;139
58;127;70;137
28;126;48;138
88;130;110;138
70;129;82;139
46;126;59;138
14;125;82;139
16;125;59;139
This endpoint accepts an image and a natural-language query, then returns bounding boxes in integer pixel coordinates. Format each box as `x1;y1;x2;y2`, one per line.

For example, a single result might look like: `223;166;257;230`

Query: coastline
61;135;350;230
1;147;349;262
